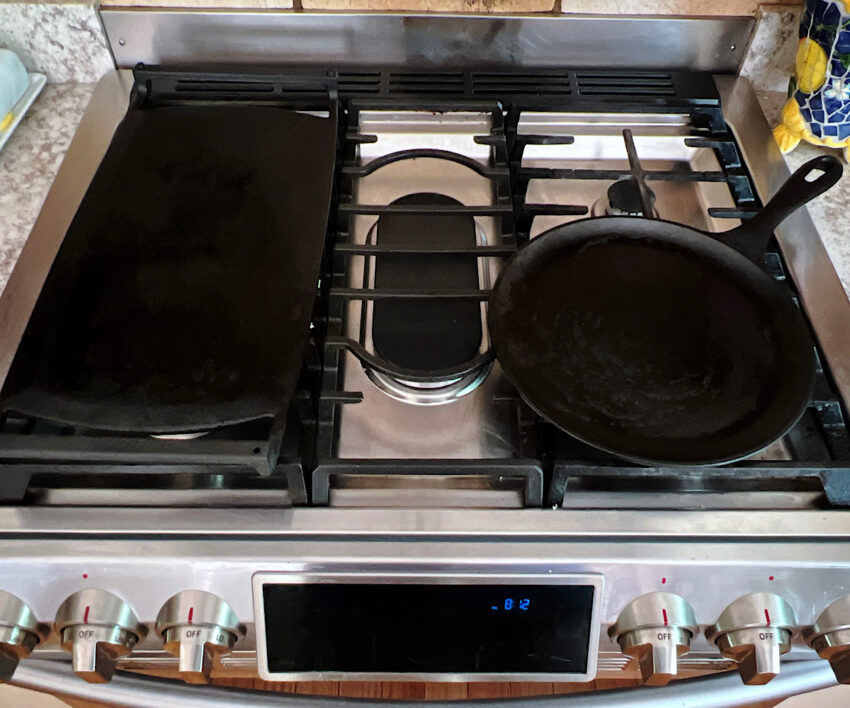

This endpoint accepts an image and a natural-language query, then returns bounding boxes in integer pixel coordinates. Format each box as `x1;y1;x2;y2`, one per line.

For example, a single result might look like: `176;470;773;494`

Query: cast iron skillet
488;155;843;465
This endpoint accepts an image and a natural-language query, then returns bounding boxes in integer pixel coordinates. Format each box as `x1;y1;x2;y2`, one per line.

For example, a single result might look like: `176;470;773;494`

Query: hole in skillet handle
711;155;843;267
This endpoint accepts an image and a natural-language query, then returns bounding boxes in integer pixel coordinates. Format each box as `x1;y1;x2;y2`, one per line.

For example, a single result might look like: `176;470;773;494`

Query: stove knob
706;593;796;685
54;589;147;683
0;591;48;682
155;590;244;683
805;595;850;683
608;592;698;685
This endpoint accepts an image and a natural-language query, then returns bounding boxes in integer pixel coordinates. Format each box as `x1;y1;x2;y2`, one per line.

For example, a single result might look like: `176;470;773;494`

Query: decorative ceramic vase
774;0;850;160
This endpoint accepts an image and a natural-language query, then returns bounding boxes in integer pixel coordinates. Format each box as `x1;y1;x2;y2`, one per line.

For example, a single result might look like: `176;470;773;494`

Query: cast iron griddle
1;104;337;433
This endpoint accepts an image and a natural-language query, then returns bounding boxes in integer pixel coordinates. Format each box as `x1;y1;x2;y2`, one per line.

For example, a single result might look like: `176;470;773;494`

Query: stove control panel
54;589;147;683
608;592;698;685
806;594;850;683
3;585;850;686
155;590;245;683
706;593;796;685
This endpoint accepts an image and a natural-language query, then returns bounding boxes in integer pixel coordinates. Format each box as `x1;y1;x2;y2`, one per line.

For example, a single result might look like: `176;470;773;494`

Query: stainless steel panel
337;115;518;460
327;481;525;508
0;507;848;665
4;505;850;538
716;75;850;414
517;112;743;236
100;11;752;73
252;569;603;681
0;71;133;392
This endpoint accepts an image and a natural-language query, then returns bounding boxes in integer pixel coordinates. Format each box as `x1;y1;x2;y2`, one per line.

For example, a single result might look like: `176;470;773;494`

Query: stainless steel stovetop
0;11;849;708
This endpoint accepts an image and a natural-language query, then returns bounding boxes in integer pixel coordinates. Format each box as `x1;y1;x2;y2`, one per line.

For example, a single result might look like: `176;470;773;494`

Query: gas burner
592;178;659;218
365;363;493;406
357;187;494;406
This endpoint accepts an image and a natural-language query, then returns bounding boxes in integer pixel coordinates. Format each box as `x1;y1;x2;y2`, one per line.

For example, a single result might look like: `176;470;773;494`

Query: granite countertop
0;82;847;300
0;82;96;292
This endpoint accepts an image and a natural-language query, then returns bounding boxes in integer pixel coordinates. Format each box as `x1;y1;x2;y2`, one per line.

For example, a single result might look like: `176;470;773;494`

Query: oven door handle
11;659;837;707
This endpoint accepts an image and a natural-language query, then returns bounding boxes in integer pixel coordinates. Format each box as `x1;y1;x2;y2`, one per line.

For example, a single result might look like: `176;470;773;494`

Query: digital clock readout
491;598;531;611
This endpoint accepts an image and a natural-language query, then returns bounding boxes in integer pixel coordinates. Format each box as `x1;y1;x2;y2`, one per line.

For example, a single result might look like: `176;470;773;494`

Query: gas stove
1;11;850;707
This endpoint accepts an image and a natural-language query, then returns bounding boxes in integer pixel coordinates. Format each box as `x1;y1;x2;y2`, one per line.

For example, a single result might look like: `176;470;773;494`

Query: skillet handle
714;155;843;265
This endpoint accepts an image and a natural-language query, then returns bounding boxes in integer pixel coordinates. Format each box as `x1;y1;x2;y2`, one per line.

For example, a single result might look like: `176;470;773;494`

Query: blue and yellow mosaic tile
774;0;850;158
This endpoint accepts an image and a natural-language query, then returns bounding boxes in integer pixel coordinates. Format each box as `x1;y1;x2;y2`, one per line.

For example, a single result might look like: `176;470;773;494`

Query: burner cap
606;178;657;216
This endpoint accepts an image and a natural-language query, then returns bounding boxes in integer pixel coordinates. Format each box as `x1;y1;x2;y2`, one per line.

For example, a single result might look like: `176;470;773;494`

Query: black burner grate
315;67;850;508
312;97;544;504
2;66;848;508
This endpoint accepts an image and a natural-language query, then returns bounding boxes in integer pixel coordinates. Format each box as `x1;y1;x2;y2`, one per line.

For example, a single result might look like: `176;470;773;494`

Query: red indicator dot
82;574;88;579
83;605;90;623
661;577;667;584
188;607;194;625
769;576;774;581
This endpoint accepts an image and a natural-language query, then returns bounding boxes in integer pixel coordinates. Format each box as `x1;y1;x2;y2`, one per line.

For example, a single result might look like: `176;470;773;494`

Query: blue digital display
491;598;531;611
263;584;596;674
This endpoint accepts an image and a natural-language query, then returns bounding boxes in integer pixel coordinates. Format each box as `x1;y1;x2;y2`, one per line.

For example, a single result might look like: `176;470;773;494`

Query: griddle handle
714;154;843;265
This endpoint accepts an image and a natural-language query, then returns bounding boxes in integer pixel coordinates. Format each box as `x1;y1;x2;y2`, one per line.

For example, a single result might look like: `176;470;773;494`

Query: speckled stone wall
740;4;802;93
0;83;96;291
0;2;114;82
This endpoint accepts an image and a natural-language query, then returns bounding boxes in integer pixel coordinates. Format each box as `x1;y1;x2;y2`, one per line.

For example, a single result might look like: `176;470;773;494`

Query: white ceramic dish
0;72;46;152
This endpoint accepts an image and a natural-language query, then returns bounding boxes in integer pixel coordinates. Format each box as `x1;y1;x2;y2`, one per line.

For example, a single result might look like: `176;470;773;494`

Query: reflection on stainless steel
337;116;520;458
338;352;520;459
0;71;134;393
365;363;493;406
101;11;753;73
518;112;741;236
151;432;209;441
747;438;792;461
33;487;295;508
591;179;659;218
559;491;823;511
327;473;525;508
